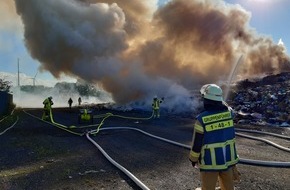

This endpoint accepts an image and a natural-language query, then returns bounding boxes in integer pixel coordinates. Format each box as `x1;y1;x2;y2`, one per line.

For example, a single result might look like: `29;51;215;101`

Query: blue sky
0;0;289;84
224;0;290;51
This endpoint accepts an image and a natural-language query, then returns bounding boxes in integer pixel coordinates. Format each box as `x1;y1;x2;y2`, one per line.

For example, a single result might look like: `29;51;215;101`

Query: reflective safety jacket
189;109;239;171
152;99;162;109
81;109;91;120
43;98;53;110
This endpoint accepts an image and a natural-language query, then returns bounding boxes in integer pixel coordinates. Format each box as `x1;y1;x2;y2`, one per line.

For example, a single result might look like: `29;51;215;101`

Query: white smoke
278;38;287;52
0;71;112;108
9;0;290;114
12;86;112;108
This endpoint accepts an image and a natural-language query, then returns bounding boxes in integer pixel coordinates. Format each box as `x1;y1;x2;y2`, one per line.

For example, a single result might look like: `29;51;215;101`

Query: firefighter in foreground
152;96;164;118
42;96;53;121
189;84;239;190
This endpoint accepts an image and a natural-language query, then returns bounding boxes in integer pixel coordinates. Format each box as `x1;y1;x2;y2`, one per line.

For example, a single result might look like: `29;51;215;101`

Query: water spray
223;55;244;101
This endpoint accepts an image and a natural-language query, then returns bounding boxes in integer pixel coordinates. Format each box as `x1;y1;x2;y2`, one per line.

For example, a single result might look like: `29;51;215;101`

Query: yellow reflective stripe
205;120;233;132
201;148;205;165
230;143;235;161
200;164;228;170
200;146;218;168
199;156;239;170
190;150;200;158
204;139;235;149
228;158;239;165
204;142;224;149
200;139;239;170
194;124;204;133
202;111;231;124
153;100;160;108
210;147;216;166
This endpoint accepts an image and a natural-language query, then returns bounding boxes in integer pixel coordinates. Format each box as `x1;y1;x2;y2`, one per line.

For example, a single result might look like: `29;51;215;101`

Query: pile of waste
228;72;290;127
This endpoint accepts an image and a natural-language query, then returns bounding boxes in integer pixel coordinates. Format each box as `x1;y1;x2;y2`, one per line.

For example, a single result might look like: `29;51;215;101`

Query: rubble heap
228;72;290;127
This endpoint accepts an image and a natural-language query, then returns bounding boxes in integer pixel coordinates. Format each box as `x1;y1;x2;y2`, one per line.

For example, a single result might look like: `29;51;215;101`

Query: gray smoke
13;0;290;112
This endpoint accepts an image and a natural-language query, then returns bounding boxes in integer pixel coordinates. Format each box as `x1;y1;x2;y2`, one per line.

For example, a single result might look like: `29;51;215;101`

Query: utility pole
17;58;20;87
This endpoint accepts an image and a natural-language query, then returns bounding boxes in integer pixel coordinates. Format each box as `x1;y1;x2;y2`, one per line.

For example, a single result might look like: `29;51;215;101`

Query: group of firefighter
41;84;240;190
43;96;164;120
68;97;82;109
42;96;82;120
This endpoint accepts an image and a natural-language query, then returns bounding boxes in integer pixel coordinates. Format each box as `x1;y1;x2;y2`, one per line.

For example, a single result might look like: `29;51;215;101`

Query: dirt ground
0;107;290;190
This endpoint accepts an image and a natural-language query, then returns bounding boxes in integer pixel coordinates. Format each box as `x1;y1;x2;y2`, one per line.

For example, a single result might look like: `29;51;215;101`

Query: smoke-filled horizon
13;0;290;107
11;83;112;108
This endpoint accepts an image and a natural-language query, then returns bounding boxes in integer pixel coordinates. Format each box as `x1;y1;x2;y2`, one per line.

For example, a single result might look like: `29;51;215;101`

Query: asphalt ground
1;107;290;190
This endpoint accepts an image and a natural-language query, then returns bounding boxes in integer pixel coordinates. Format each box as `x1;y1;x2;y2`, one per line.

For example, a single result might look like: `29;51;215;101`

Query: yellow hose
28;108;154;136
92;111;154;135
25;110;83;136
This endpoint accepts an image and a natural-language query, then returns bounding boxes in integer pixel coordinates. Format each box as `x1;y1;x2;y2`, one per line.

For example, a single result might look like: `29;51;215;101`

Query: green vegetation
0;78;12;92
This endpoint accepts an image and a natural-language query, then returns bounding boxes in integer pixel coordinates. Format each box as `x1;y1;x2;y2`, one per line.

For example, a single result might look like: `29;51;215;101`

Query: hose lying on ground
236;132;290;152
24;110;83;136
236;128;290;140
86;133;151;190
91;127;290;168
24;110;290;168
0;116;19;136
0;108;15;123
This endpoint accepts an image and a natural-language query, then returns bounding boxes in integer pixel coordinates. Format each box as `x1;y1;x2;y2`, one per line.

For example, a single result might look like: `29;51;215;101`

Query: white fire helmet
200;84;223;102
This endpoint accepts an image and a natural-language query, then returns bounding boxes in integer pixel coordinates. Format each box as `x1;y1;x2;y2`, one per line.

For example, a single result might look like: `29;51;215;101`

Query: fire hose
0;109;18;135
0;108;15;123
24;110;151;190
90;127;290;168
86;133;150;190
23;109;290;190
24;110;290;168
236;128;290;140
0;116;19;136
235;132;290;152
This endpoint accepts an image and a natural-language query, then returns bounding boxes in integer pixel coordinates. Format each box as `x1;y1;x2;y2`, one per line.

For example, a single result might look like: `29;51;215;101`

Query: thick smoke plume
13;0;290;111
0;0;21;32
0;0;22;51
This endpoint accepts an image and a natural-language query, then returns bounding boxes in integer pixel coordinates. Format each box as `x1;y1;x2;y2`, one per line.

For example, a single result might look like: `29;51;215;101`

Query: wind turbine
29;71;38;86
33;71;38;86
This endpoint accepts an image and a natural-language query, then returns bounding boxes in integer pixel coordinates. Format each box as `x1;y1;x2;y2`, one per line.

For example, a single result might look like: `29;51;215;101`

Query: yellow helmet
200;84;223;102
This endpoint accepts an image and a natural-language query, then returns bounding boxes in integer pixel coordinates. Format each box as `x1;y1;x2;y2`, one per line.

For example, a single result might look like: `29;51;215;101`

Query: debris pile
228;72;290;127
